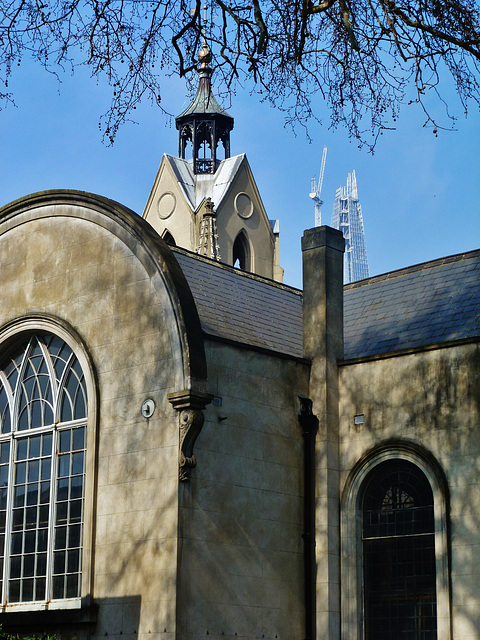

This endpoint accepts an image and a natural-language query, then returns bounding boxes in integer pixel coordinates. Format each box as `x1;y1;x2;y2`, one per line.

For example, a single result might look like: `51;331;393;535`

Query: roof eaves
340;335;480;365
345;248;480;291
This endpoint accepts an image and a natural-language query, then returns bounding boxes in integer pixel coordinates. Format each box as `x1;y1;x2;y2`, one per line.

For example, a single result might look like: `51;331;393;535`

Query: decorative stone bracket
168;389;213;481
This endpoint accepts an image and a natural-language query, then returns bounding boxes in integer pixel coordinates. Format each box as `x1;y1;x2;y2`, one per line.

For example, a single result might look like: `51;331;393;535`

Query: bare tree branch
0;0;478;149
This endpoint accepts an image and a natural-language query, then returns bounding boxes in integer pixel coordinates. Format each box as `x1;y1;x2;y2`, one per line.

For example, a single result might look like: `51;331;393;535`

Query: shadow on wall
340;284;480;639
173;354;307;639
94;595;142;640
342;280;480;434
0;596;141;640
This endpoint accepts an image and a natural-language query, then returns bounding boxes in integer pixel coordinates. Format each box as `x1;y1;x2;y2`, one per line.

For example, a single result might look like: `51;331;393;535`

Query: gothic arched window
0;333;87;605
362;460;437;640
162;230;176;247
233;231;251;272
179;124;193;160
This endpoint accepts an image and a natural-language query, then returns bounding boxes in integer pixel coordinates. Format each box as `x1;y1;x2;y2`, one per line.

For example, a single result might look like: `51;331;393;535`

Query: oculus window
362;460;437;640
0;334;87;605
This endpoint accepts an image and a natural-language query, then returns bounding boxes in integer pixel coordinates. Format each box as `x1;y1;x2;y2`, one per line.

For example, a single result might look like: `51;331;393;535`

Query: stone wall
176;340;310;640
338;343;480;640
0;204;186;640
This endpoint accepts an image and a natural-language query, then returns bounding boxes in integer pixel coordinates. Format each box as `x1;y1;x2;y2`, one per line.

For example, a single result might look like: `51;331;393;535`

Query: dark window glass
162;230;176;246
362;460;437;640
233;232;250;271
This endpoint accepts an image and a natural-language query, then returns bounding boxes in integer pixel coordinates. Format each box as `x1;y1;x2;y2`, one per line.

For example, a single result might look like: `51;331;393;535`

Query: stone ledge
0;600;98;631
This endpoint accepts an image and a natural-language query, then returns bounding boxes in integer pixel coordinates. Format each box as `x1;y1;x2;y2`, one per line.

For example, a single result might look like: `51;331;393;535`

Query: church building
0;43;478;640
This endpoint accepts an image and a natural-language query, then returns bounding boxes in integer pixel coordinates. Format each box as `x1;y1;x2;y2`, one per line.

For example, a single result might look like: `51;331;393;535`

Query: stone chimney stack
302;226;344;363
301;225;344;640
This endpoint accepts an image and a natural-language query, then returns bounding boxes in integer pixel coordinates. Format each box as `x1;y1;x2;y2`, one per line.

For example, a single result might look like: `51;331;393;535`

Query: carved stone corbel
168;390;213;481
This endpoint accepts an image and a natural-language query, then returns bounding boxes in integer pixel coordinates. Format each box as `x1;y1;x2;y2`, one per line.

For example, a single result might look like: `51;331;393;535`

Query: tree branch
252;0;268;54
310;0;339;13
338;0;360;50
386;0;480;61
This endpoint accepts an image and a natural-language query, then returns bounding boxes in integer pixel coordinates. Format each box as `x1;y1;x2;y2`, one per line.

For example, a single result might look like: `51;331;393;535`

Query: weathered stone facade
1;61;479;639
0;190;310;640
1;186;478;640
339;343;480;640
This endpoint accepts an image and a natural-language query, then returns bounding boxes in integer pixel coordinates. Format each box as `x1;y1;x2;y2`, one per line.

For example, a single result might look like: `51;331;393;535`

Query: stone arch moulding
0;190;212;481
340;439;451;640
0;313;98;613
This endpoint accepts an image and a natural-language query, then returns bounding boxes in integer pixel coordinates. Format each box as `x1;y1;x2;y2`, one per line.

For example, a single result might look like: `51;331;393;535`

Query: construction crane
309;146;327;227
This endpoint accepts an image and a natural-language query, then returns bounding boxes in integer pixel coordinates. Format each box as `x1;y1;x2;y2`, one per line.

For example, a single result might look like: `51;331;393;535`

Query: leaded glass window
0;334;87;605
362;460;437;640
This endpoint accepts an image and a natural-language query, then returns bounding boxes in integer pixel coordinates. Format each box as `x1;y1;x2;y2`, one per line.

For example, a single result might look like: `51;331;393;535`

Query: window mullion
2;435;15;607
45;427;58;603
39;338;59;419
55;354;74;424
0;371;14;418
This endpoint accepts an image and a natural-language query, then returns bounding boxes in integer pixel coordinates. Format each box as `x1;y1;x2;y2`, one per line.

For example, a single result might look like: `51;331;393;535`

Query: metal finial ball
198;44;212;64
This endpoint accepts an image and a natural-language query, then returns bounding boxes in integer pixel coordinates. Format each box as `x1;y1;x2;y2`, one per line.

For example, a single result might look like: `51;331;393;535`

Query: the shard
331;170;370;283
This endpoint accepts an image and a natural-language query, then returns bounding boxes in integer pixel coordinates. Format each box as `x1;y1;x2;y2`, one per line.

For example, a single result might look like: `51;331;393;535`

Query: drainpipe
298;396;319;640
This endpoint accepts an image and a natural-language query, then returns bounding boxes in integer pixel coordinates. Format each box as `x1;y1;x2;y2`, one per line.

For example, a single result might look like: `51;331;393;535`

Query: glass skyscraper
331;170;370;283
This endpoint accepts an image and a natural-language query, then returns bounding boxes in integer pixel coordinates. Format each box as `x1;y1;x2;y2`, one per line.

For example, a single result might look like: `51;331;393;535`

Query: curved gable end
0;189;207;393
0;188;212;632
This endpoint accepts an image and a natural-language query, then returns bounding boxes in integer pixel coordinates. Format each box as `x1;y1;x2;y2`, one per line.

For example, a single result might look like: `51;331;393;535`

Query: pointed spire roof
177;44;233;121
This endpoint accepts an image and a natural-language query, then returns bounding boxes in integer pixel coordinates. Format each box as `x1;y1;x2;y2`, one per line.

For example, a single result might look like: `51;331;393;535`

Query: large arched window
0;333;87;605
341;445;451;640
362;460;436;640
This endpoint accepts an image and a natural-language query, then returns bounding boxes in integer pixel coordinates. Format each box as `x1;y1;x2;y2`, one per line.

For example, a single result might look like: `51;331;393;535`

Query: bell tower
143;41;284;282
176;44;234;175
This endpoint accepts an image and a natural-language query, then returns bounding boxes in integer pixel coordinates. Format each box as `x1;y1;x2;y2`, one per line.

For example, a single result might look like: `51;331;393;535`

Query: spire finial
198;0;212;72
175;2;234;175
203;0;208;43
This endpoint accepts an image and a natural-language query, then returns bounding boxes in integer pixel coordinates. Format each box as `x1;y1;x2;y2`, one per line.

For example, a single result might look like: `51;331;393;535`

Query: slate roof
173;247;480;362
343;250;480;360
173;248;304;359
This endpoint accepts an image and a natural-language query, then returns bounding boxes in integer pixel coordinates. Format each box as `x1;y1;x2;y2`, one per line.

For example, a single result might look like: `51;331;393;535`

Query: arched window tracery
341;445;451;640
0;333;87;605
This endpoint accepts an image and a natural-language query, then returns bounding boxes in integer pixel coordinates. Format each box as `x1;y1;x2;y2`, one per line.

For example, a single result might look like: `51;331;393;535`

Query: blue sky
1;58;479;289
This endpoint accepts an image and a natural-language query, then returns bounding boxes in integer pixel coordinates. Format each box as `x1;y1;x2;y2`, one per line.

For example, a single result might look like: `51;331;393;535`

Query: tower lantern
175;43;234;174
